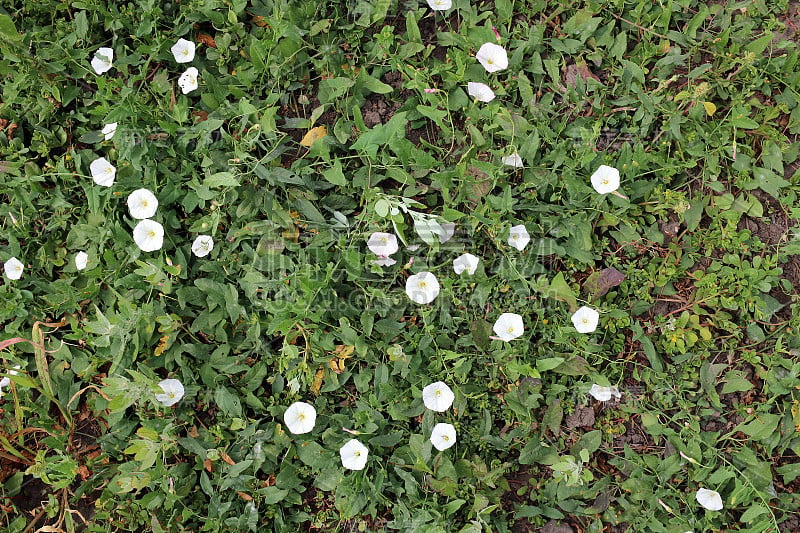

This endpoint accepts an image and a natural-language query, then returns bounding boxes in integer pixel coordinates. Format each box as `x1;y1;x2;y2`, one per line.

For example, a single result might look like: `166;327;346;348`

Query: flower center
354;451;361;457
298;413;306;420
602;178;609;185
434;389;441;396
507;326;514;333
442;435;449;441
148;230;156;238
418;281;427;288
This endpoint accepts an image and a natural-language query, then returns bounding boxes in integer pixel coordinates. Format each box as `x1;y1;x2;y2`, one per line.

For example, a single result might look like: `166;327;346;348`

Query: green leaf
700;361;727;409
363;75;394;94
203;172;240;188
721;370;754;394
323;160;347;186
0;14;21;42
735;413;780;441
545;272;577;310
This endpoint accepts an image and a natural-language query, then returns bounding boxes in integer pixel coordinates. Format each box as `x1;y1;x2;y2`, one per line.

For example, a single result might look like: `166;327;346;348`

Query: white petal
367;232;398;257
127;189;159;220
340;439;369;470
508;224;530;251
588;384;621;402
155;378;184;407
284;402;317;434
171;38;196;63
590;165;620;194
89;157;116;187
192;235;215;257
430;423;457;451
178;67;199;94
422;381;455;412
438;222;456;243
696;488;723;511
467;82;496;103
453;253;479;275
4;257;23;280
493;313;524;341
502;152;524;168
476;43;508;73
75;251;89;271
133;219;165;252
405;271;440;304
101;122;118;140
91;47;114;74
426;0;452;10
571;306;599;333
371;256;397;267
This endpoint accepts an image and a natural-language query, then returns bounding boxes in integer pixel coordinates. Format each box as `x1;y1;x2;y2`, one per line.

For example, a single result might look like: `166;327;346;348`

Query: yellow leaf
703;101;717;116
300;125;327;147
310;367;325;395
791;400;800;432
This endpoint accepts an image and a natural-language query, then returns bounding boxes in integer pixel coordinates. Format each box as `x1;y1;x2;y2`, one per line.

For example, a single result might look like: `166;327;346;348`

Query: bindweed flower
102;122;117;140
476;43;508;73
588;384;622;402
426;0;452;10
695;488;724;511
171;38;195;63
438;222;456;243
493;312;524;341
571;306;599;333
155;378;184;407
178;67;199;94
367;232;398;257
453;253;480;275
283;402;317;434
75;251;89;271
590;165;620;194
133;219;164;252
430;423;457;451
4;257;23;280
0;366;20;397
339;439;369;470
508;224;530;251
502;152;523;168
127;189;159;220
467;82;496;103
422;381;455;412
90;157;116;187
192;235;214;258
91;47;114;74
405;271;440;304
372;257;397;267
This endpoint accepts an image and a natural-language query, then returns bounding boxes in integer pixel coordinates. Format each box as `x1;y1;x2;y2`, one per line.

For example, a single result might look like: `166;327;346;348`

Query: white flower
283;402;317;434
438;222;456;243
367;232;398;257
178;67;199;94
90;157;116;187
502;152;524;168
101;122;117;140
467;82;496;103
339;439;369;470
405;271;440;304
133;219;165;252
571;306;600;333
155;378;184;407
0;366;20;391
453;253;480;275
695;488;724;511
422;381;455;412
192;235;214;257
476;43;508;73
493;313;524;342
590;165;621;194
588;384;622;402
91;47;114;74
508;224;530;251
430;423;457;451
426;0;452;10
127;189;159;220
4;257;23;280
75;251;89;271
171;38;196;63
